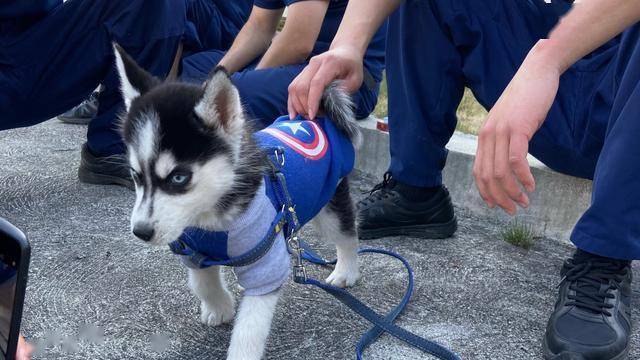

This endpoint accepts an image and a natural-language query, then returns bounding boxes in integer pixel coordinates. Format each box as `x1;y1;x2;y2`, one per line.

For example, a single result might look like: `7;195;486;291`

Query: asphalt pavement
1;120;638;359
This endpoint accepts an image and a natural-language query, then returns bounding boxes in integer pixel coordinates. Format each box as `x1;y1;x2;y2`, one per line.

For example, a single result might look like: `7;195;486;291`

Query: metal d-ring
274;149;285;167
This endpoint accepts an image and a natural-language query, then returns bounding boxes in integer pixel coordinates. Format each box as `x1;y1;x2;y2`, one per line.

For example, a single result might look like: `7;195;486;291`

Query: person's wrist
217;59;231;73
329;37;367;59
220;63;238;74
528;39;567;75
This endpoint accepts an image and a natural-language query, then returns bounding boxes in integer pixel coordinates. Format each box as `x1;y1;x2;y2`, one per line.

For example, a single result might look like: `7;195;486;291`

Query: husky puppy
113;44;361;360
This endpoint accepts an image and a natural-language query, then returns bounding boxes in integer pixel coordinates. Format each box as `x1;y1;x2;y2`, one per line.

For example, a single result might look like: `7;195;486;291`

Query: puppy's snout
133;223;155;242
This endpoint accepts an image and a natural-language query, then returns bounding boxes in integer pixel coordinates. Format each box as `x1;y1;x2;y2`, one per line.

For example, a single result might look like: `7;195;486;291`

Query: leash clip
274;148;285;167
288;234;307;283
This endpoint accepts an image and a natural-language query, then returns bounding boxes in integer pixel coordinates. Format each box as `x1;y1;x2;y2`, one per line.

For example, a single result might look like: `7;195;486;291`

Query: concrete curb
355;117;593;242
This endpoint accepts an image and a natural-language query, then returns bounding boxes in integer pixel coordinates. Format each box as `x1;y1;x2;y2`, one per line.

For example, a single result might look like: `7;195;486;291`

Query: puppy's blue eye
168;172;191;186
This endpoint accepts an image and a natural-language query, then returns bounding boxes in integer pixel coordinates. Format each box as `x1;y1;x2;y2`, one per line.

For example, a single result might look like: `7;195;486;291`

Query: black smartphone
0;218;30;360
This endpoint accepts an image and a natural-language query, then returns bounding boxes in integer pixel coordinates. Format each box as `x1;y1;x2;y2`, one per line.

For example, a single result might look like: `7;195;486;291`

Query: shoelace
560;258;629;316
361;172;396;204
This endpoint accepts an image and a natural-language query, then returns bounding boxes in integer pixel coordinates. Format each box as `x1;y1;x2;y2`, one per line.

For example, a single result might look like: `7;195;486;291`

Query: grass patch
456;89;487;135
501;221;537;250
373;74;488;135
373;74;388;119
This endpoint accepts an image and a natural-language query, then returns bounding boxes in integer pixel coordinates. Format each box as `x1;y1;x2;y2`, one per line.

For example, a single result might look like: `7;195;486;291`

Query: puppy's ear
113;43;159;110
195;67;244;138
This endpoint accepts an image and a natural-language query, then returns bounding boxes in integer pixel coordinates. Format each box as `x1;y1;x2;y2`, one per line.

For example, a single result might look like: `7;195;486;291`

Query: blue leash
267;146;460;359
291;239;461;360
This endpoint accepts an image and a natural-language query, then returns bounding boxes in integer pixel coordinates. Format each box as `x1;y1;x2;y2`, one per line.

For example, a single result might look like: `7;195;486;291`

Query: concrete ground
1;120;639;360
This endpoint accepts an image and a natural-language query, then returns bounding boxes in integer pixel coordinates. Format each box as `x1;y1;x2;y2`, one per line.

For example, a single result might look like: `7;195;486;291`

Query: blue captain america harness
169;116;460;360
169;116;352;269
168;146;297;269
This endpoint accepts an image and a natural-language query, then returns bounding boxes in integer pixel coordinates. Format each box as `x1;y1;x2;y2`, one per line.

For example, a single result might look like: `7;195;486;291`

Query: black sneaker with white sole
357;172;457;240
543;249;632;360
78;143;134;190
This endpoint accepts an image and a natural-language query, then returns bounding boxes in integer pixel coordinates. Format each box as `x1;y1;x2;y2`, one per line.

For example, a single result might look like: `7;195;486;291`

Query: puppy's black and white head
114;44;248;245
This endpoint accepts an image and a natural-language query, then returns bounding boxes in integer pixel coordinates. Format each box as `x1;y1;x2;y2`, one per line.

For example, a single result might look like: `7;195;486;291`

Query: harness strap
298;241;336;265
168;147;298;270
168;147;298;269
169;211;287;268
265;147;300;236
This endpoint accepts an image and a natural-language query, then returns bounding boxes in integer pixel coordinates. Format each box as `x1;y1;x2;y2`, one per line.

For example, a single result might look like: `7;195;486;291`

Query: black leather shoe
543;249;632;360
78;143;133;190
357;172;457;240
58;92;99;125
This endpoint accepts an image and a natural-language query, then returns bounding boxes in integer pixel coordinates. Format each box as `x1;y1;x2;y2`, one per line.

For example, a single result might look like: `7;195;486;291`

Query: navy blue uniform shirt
253;0;386;82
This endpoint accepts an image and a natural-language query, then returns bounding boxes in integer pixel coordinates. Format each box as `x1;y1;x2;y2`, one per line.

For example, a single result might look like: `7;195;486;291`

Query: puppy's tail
321;81;362;149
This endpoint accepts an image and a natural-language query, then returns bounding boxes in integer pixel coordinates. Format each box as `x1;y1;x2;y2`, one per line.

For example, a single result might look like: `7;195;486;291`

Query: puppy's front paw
326;266;360;288
200;300;235;327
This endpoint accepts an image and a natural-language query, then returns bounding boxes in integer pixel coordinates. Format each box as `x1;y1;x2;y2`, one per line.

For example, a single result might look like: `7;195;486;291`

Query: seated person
0;0;253;189
288;0;640;358
180;0;387;128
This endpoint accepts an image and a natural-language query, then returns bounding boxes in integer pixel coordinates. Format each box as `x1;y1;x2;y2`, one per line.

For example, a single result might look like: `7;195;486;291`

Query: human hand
287;45;364;120
16;335;33;360
473;46;561;215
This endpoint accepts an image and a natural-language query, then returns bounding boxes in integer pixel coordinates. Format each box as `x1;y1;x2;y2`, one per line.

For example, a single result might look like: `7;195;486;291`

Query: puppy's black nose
133;224;154;242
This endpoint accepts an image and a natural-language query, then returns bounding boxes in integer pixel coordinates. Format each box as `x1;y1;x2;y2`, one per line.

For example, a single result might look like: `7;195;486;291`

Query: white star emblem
279;122;310;136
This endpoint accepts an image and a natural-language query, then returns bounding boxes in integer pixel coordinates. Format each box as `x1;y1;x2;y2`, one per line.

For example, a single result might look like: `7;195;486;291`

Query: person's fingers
287;79;308;119
488;177;517;215
483;135;516;214
16;335;33;360
475;125;497;208
482;126;517;215
473;141;493;207
509;133;536;193
494;126;529;208
306;60;338;120
287;93;297;120
288;58;322;119
482;127;517;215
289;86;307;119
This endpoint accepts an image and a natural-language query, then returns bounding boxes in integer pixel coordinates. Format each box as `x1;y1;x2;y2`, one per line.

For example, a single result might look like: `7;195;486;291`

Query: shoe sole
57;116;91;125
358;216;457;240
78;166;134;191
542;335;629;360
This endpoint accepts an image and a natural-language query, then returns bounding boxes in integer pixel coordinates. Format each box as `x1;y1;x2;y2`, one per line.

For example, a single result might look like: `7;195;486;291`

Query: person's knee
181;51;226;84
230;73;277;128
106;0;188;43
181;57;208;84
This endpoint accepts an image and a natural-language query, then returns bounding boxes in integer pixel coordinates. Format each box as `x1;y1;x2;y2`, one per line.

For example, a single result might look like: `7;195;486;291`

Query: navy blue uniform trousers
180;50;381;128
0;0;247;156
387;0;640;259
